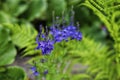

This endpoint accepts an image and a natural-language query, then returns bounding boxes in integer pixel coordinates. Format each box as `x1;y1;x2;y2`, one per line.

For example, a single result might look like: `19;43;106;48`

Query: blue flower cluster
50;25;82;42
36;40;54;55
30;66;48;76
32;10;82;77
35;10;82;55
30;66;39;76
35;26;54;55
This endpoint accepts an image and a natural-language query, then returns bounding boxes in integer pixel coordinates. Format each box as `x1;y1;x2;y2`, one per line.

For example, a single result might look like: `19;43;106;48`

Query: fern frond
76;37;117;79
80;0;120;79
81;1;112;33
3;24;40;56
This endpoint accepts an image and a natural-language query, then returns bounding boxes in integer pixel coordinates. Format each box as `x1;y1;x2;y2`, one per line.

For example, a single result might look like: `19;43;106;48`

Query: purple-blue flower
41;40;54;55
30;66;36;72
66;25;77;31
51;25;82;42
34;9;83;78
35;9;82;55
33;71;39;76
36;40;54;55
35;27;54;55
30;66;39;76
43;70;48;75
72;32;82;40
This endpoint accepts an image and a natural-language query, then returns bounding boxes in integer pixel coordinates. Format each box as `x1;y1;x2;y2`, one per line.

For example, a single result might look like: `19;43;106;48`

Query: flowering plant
30;9;82;80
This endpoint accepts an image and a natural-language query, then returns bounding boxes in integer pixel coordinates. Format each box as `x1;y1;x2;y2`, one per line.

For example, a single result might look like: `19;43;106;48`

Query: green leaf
47;0;67;19
72;74;91;80
25;0;47;21
117;63;120;77
0;66;27;80
0;11;17;23
0;26;16;66
3;0;28;17
95;71;108;80
0;42;16;66
0;67;6;72
67;0;81;5
0;26;10;45
14;4;28;17
80;0;113;33
5;0;21;9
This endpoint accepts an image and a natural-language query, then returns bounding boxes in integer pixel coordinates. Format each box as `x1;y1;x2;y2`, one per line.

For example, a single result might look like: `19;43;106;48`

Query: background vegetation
0;0;119;80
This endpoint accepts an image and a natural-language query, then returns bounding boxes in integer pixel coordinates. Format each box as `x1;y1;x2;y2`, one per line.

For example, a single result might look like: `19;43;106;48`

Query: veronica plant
30;9;82;80
35;8;82;55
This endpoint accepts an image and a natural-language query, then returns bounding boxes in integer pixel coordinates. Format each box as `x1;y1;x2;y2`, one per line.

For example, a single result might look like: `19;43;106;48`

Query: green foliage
29;41;72;80
29;36;109;80
70;37;114;80
75;0;120;80
81;0;120;34
2;0;120;80
0;11;16;23
1;0;28;17
24;0;47;21
81;21;107;41
0;26;16;66
0;0;99;80
66;0;82;5
0;66;27;80
0;0;28;23
47;0;67;18
54;36;115;80
30;36;114;80
71;74;91;80
3;24;39;56
0;0;81;24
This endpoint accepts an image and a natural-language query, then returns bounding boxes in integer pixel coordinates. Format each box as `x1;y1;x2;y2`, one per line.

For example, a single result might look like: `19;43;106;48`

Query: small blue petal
30;66;36;72
44;70;48;75
42;34;46;38
33;71;39;76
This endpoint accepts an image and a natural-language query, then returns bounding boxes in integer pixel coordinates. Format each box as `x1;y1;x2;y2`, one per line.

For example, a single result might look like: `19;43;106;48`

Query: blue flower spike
33;7;83;77
35;8;82;55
